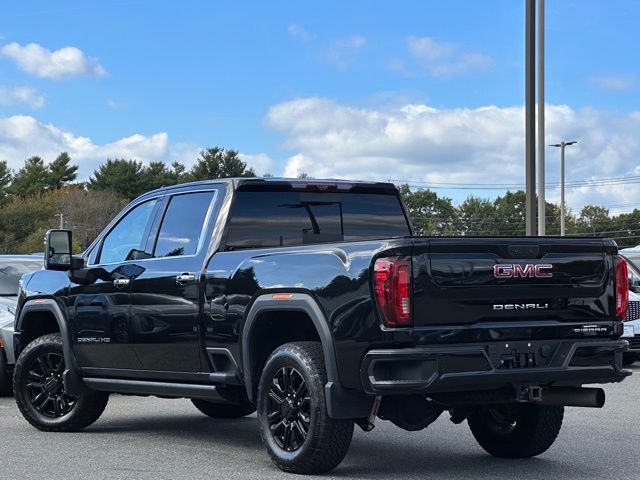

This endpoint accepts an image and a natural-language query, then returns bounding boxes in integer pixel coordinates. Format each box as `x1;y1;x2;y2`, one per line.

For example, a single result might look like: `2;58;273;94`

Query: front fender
15;299;87;396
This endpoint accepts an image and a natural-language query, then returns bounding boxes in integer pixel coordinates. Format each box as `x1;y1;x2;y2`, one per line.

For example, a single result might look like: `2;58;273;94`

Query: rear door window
153;191;215;257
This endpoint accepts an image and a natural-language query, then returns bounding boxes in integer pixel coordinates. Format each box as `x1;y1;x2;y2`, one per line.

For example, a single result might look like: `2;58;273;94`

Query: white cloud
266;97;640;211
238;152;275;176
325;35;367;69
394;36;492;77
0;115;180;177
0;114;270;181
590;74;639;92
0;85;45;108
0;42;106;79
287;24;313;41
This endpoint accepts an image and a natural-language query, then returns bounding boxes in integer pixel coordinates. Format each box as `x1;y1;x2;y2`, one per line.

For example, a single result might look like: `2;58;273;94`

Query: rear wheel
257;342;354;474
13;333;109;432
0;351;12;396
191;398;255;418
468;403;564;458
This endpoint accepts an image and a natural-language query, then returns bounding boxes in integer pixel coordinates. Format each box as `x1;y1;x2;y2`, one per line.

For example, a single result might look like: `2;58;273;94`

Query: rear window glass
225;191;410;249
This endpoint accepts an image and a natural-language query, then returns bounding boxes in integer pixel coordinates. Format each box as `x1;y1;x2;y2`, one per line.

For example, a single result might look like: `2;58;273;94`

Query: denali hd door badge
493;263;553;279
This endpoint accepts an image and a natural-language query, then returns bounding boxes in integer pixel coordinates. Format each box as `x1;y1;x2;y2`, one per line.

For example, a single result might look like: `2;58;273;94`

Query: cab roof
140;177;399;198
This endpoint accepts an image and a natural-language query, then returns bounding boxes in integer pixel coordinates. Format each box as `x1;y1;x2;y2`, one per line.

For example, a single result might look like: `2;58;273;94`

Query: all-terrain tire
191;398;256;418
0;351;12;396
468;403;564;458
14;333;109;432
257;342;354;474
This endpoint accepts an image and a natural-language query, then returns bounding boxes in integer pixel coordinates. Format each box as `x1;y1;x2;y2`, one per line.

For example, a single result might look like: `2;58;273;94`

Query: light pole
55;213;64;229
525;0;537;236
550;141;577;236
537;0;546;235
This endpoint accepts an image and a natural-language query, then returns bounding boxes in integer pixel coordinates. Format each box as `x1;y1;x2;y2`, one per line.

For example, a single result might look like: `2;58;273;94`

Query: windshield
0;260;42;296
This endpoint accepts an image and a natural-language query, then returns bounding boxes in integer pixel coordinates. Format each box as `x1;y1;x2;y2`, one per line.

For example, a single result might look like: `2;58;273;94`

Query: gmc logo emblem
493;263;553;279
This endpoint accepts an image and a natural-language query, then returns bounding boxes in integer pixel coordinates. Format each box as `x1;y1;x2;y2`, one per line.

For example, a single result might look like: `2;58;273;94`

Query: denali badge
493;263;553;279
493;303;549;310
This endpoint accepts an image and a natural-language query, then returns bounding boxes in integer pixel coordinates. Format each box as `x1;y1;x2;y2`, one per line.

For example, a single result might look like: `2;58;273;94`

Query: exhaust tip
540;387;606;408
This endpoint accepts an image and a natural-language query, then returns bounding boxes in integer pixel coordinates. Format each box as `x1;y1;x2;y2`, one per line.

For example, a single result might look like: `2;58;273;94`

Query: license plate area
488;340;561;369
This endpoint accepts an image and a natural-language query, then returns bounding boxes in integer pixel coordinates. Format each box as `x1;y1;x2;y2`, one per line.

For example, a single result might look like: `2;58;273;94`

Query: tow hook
356;396;381;432
518;385;543;402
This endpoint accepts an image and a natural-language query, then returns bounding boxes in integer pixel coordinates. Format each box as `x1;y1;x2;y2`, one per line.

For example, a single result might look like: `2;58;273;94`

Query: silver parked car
0;255;43;396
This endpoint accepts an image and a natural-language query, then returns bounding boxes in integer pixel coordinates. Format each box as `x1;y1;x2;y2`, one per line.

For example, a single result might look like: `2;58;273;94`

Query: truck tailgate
411;237;616;327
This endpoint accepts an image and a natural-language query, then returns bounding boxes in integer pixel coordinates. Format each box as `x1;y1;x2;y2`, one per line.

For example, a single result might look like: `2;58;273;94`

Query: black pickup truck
12;178;631;474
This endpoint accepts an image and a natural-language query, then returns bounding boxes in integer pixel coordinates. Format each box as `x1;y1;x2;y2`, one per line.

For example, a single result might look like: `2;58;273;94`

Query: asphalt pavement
1;364;639;480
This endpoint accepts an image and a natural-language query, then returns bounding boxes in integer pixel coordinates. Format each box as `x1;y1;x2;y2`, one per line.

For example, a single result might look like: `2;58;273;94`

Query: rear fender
241;293;372;419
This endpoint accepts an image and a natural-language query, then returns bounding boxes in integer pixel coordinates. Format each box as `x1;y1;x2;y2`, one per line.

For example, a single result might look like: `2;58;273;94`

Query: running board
83;378;238;402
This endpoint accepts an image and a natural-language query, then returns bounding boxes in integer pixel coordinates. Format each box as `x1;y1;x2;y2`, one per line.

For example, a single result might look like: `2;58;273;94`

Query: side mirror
44;229;74;271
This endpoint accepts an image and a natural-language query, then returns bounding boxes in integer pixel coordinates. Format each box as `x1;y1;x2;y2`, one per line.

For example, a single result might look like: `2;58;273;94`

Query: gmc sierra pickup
12;178;631;474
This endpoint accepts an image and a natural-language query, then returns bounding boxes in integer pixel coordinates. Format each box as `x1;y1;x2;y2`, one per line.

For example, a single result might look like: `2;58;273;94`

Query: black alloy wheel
26;352;76;418
257;342;354;474
14;333;109;432
266;366;311;452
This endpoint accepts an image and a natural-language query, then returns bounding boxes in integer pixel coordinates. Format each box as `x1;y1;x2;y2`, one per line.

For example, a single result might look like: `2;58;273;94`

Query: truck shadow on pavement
90;411;600;479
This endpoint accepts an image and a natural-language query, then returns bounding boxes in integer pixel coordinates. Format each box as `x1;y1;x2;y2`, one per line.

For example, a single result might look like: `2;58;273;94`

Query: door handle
113;278;130;287
176;273;196;284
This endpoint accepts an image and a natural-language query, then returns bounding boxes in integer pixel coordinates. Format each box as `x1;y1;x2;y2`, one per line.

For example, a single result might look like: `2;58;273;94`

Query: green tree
89;159;149;199
170;161;186;180
61;186;127;249
0;160;13;206
398;185;457;236
0;188;65;253
613;209;640;247
188;147;255;181
144;161;183;191
578;205;612;236
48;152;78;189
457;196;498;236
10;156;49;197
493;190;526;236
544;201;578;236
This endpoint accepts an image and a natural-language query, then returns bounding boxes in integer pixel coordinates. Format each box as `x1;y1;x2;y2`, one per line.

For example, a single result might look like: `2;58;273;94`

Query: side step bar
83;378;238;402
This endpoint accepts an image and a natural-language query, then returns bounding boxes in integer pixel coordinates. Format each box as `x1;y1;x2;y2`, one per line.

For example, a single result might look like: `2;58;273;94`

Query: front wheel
13;333;109;432
257;342;354;474
468;403;564;458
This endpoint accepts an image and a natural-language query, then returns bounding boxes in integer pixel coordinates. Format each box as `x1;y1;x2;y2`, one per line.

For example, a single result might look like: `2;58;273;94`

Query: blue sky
1;0;639;211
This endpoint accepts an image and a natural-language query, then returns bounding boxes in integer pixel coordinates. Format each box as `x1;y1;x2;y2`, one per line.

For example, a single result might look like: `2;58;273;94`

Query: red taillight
615;255;629;319
374;257;412;327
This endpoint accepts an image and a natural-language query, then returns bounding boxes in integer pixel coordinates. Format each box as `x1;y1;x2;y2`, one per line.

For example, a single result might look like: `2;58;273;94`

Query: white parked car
0;256;43;396
620;247;640;365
